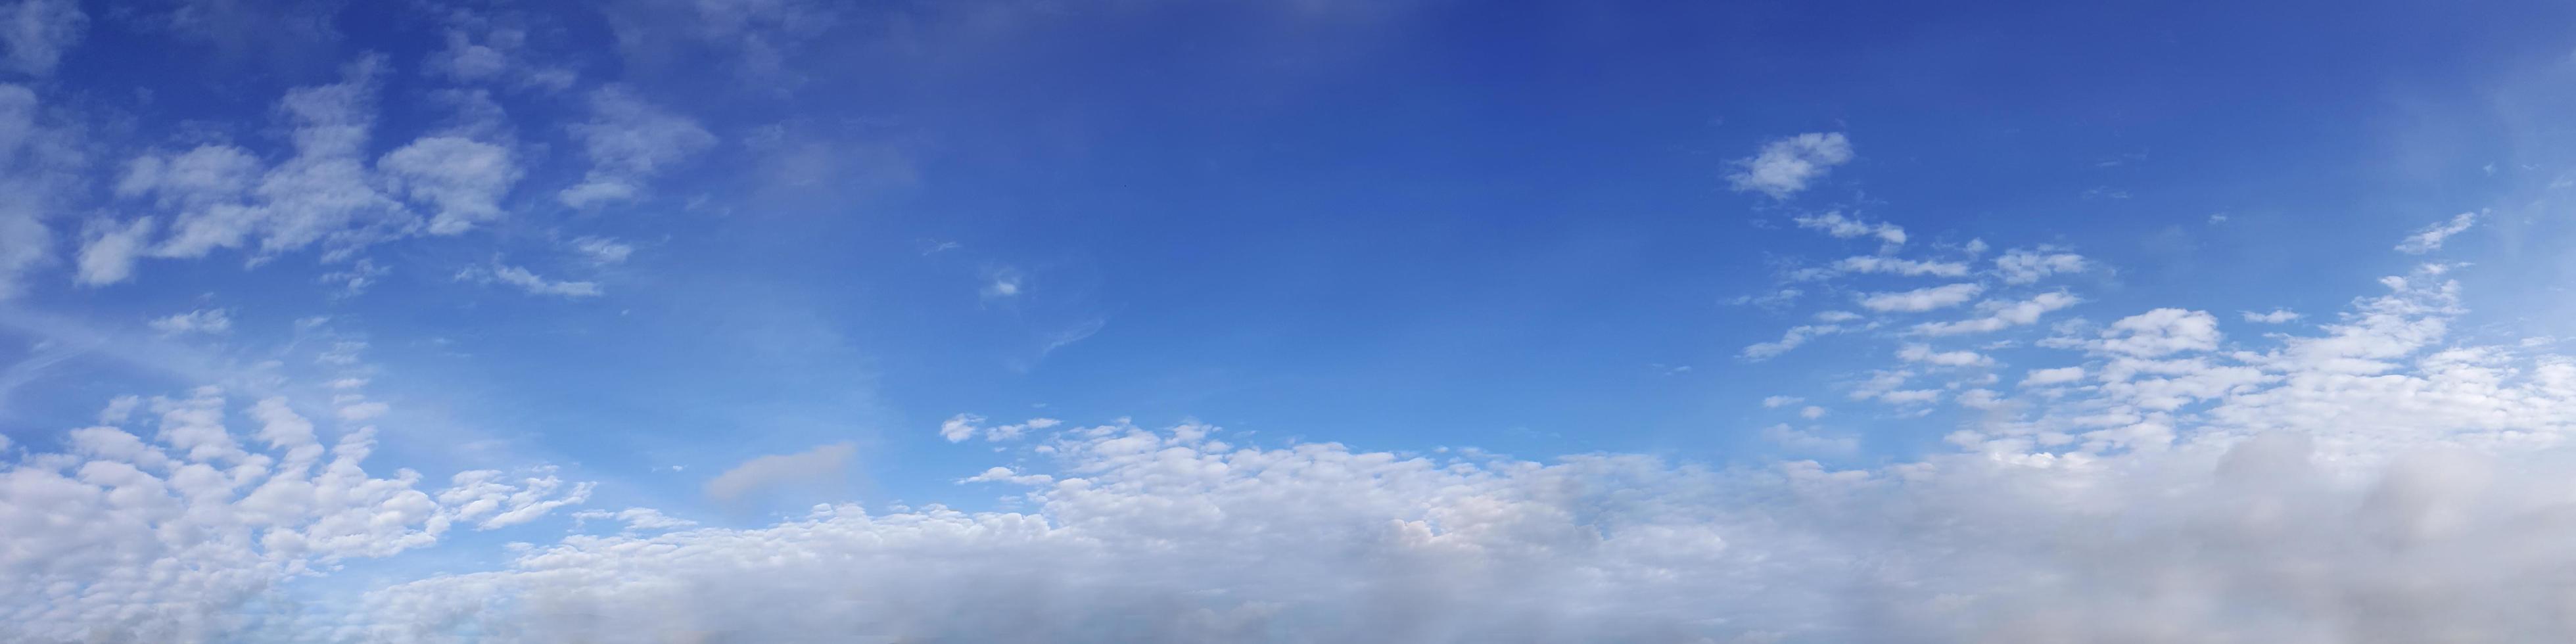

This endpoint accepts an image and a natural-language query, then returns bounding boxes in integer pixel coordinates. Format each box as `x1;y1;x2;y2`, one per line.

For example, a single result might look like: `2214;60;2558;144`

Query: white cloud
0;0;83;76
377;135;521;235
1858;283;1982;312
1792;211;1906;245
940;413;1060;442
1728;132;1852;198
559;85;716;208
130;60;415;264
1912;291;2081;336
147;308;231;336
0;388;586;641
456;262;602;298
1898;343;1994;367
2098;308;2222;357
2020;366;2086;387
1761;395;1802;408
74;216;153;285
703;442;857;505
570;236;633;265
1800;405;1826;419
1833;255;1968;277
1743;323;1845;360
2242;309;2301;323
2395;212;2476;254
983;268;1025;300
1994;248;2087;284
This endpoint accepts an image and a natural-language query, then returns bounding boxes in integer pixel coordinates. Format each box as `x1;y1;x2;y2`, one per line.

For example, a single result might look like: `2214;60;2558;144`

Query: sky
9;0;2576;641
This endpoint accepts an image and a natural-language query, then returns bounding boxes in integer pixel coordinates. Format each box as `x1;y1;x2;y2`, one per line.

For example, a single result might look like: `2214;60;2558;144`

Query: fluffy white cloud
2395;212;2476;254
2099;308;2222;357
1859;283;1982;312
0;0;83;76
703;442;856;505
2021;365;2086;387
1898;343;1994;367
0;389;586;642
1729;132;1852;198
124;60;425;265
558;85;716;208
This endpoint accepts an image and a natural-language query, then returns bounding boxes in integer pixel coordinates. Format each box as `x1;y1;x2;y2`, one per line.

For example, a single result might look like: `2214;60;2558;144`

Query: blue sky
11;0;2576;641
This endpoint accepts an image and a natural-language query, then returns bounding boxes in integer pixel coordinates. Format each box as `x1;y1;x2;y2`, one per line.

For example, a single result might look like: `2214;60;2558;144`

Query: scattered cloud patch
1859;283;1982;313
148;308;231;336
2241;309;2301;323
2395;212;2477;254
1728;132;1852;198
1791;211;1906;245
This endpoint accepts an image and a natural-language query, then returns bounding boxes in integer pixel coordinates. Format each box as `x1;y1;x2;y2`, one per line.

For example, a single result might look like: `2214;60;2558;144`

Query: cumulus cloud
2395;212;2476;254
1898;343;1994;367
1729;132;1852;198
703;442;857;505
1859;283;1982;312
124;59;425;265
21;252;2576;643
2020;365;2086;387
2098;308;2222;357
0;388;588;642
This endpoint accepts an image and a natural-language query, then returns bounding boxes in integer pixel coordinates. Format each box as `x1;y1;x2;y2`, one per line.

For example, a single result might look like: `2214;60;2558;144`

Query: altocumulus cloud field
9;1;2576;643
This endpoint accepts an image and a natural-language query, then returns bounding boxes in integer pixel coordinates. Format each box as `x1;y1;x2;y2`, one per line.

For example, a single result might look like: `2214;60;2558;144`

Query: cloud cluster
0;388;588;643
89;58;530;285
